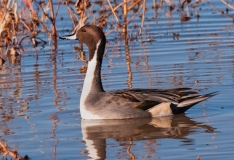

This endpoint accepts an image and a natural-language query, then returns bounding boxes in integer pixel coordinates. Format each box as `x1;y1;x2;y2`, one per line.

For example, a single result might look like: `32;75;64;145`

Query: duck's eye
82;29;86;32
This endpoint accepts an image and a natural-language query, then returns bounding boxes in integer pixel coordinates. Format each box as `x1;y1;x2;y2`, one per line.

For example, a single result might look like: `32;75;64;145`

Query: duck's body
60;25;217;120
80;88;216;119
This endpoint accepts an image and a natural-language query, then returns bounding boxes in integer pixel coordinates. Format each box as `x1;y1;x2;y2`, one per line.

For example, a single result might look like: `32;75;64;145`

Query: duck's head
60;25;106;61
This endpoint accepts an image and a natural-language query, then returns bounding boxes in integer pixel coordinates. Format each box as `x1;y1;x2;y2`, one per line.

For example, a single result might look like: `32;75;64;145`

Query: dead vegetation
0;0;233;67
0;139;29;160
0;0;60;67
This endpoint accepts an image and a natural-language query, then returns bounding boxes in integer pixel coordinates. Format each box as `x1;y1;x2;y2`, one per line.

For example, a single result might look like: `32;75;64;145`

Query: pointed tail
171;92;218;114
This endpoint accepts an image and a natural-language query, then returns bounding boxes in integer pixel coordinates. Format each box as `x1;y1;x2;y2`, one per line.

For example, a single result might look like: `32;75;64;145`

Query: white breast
80;40;102;119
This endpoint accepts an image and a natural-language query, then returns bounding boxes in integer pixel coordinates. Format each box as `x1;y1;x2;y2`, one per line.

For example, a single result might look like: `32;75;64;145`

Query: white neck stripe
94;40;101;60
80;39;102;119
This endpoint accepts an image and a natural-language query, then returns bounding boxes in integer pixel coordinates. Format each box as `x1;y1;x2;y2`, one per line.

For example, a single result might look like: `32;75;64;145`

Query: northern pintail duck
60;25;217;120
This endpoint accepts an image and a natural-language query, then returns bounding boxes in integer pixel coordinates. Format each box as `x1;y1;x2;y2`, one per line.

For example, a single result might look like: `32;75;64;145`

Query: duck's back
81;88;217;119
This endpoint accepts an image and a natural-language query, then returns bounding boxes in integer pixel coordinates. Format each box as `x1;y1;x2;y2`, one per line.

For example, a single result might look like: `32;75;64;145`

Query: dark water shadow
81;114;215;159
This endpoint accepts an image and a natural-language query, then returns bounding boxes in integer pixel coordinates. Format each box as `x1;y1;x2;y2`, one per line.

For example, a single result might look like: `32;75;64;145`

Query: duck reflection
81;114;215;159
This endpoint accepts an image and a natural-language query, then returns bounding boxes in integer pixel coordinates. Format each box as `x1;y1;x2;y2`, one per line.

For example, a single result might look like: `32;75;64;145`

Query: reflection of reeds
0;139;29;159
127;140;135;160
125;40;133;89
48;113;60;160
206;0;234;21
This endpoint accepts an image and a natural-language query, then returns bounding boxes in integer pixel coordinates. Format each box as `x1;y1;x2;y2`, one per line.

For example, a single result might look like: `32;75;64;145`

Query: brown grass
0;0;229;67
0;139;29;160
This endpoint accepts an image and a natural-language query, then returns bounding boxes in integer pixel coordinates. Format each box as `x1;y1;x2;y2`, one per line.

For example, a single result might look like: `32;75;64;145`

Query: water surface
0;0;234;159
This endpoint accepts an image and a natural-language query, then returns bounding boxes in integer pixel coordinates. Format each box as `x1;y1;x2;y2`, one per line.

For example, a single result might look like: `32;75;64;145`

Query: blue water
0;0;234;159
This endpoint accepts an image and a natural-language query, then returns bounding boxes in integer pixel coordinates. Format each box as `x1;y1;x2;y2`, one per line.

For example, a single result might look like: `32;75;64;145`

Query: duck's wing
110;88;197;103
109;88;217;116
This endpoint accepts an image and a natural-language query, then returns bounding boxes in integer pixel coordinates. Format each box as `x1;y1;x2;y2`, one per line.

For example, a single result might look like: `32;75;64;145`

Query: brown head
60;25;106;61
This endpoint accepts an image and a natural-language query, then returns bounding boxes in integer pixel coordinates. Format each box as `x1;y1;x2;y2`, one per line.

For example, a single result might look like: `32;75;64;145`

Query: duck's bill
59;33;77;40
